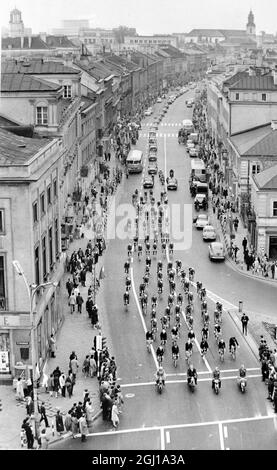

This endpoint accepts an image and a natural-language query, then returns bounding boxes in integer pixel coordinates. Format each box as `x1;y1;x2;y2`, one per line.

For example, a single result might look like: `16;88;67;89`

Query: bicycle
172;353;179;368
230;345;236;360
219;348;225;362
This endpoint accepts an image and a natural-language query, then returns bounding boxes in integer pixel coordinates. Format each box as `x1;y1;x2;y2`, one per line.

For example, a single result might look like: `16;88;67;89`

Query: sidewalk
0;152;123;450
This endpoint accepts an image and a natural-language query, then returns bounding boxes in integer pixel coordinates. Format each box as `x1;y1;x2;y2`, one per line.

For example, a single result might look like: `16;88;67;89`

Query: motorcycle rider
156;344;164;364
202;325;209;341
160;328;167;345
187;363;197;386
212;366;221;390
155;366;166;387
237;364;247;387
200;338;209;357
188;329;195;344
185;338;193;360
218;337;226;355
146;330;153;348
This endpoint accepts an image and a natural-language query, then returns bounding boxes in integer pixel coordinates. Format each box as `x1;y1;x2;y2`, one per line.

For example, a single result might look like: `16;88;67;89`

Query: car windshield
198;215;207;219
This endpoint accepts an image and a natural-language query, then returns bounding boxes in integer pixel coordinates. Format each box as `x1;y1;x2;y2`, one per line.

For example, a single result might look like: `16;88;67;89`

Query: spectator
59;372;66;398
79;413;88;442
55;409;64;435
40;428;50;449
111;399;120;428
49;334;56;358
271;262;276;280
70;356;79;381
242;237;248;253
64;411;72;433
65;373;74;398
241;313;249;335
66;278;73;297
22;418;34;449
39;401;49;428
69;292;76;314
76;293;84;314
233;217;239;232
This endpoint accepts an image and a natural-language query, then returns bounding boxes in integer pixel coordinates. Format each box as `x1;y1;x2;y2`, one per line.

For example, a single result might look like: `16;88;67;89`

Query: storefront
0;331;10;374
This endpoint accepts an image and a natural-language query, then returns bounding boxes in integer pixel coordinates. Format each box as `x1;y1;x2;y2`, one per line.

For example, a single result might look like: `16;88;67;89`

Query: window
53;179;57;199
273;201;277;217
262;93;267;101
55;218;59;256
49;227;53;268
47;185;52;206
63;85;72;99
33;201;38;223
40;193;45;216
252;164;260;175
34;245;40;285
36;106;48;125
0;210;4;233
235;93;239;100
0;256;6;302
42;237;47;280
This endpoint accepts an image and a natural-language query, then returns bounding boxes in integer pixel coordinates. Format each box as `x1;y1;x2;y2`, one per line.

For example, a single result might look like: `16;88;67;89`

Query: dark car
143;176;154;189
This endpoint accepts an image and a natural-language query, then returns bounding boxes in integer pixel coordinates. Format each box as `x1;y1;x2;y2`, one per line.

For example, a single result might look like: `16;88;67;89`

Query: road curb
48;409;102;447
225;257;277;287
226;308;260;363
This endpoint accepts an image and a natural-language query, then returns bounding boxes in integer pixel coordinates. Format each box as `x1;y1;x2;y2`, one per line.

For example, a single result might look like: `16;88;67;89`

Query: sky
1;0;277;35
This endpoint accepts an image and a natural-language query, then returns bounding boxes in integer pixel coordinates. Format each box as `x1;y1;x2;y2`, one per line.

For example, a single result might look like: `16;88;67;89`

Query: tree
113;26;137;44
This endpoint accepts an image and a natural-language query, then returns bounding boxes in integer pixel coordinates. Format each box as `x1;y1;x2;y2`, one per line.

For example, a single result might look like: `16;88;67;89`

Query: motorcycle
156;378;164;394
238;377;247;393
187;376;196;393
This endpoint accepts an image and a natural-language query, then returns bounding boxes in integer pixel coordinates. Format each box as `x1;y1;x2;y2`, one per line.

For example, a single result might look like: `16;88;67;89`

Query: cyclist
203;311;210;326
187;364;197;386
196;281;202;295
184;279;190;294
187;314;194;328
187;291;193;305
200;338;209;357
161;314;168;330
201;300;208;316
214;308;221;323
157;260;163;272
167;261;173;275
218;337;226;361
202;325;209;341
175;312;181;329
145;266;150;276
156;344;165;366
123;290;129;306
151;295;158;309
127;243;133;257
160;328;167;346
157;279;163;294
229;336;239;354
157;269;163;281
167;294;174;308
165;306;171;326
177;293;183;306
146;256;151;268
185;338;193;362
176;260;182;274
185;304;193;318
175;304;181;316
153;241;158;256
155;366;166;386
214;322;221;342
169;280;176;295
171;325;179;342
188;328;195;345
124;260;130;274
237;364;247;387
212;367;221;390
133;235;138;251
146;330;153;350
188;267;195;281
168;269;175;282
151;318;158;340
200;287;206;301
172;341;179;364
143;273;150;286
145;241;151;256
169;242;174;255
180;270;186;284
139;282;146;297
138;243;143;260
125;276;131;292
161;240;166;255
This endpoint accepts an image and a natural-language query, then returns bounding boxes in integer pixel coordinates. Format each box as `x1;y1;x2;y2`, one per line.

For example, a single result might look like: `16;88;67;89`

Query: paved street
51;88;277;450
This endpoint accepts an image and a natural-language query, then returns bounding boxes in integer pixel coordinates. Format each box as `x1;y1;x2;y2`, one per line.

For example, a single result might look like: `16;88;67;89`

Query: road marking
164;134;167;176
160;428;165;450
223;425;228;438
86;414;275;438
130;264;158;370
125;393;135;398
166;431;170;444
119;373;261;388
166;367;260;377
218;422;225;450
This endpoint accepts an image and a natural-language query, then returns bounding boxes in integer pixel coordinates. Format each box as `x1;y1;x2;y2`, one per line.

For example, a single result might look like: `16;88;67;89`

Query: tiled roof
228;74;277;91
219;29;247;37
46;35;77;48
231;124;277;156
1;36;49;50
187;29;224;37
159;45;184;58
75;60;113;80
1;73;62;92
0;116;19;127
80;96;96;112
106;54;140;72
253;164;277;189
1;59;80;75
0;128;52;166
220;37;256;45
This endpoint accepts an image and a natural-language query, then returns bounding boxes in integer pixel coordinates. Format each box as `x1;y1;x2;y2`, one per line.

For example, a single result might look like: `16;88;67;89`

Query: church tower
246;9;256;36
9;8;24;37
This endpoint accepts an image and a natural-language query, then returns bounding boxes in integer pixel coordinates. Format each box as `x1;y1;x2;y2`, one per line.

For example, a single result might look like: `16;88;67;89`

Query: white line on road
223;425;228;439
160;428;165;450
86;413;275;439
166;431;170;444
218;422;225;450
166;367;260;377
130;264;158;370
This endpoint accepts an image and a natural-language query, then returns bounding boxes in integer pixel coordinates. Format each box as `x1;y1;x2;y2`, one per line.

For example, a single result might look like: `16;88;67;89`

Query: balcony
0;297;8;311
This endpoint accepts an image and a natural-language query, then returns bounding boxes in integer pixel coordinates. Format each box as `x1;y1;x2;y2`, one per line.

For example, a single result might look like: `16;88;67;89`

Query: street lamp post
12;260;58;443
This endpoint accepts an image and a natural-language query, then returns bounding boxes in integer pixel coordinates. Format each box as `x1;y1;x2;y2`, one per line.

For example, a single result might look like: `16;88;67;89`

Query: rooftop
228;73;277;91
45;35;77;48
1;73;62;92
2;59;80;75
0;128;52;166
231;124;277;156
2;36;49;50
253;164;277;189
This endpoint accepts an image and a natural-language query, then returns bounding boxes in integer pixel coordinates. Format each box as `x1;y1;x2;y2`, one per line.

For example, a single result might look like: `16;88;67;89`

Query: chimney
28;36;31;48
20;36;24;49
272;66;277;85
271;120;277;130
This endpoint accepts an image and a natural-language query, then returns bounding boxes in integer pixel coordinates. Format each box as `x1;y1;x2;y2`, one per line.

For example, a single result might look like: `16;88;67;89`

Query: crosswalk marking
143;122;182;127
139;132;179;138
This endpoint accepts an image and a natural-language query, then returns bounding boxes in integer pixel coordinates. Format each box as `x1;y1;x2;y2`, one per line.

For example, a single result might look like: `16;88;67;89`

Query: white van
126;150;143;173
182;119;194;133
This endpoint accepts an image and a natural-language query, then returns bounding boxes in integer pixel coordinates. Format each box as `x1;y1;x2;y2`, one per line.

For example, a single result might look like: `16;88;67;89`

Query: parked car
143;176;154;189
194;193;208;209
189;148;199;157
209;242;225;261
203;225;216;241
194;213;209;229
144;109;152;116
157;97;162;103
148;152;158;162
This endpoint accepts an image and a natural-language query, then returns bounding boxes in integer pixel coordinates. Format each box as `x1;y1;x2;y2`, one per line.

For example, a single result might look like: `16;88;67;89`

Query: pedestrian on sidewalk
59;372;66;397
76;293;84;314
241;313;249;335
111;399;119;428
53;367;61;398
65;373;74;398
64;410;73;433
48;374;55;397
242;237;248;253
70;356;79;381
271;262;276;280
22;418;34;449
69;292;76;314
55;409;64;435
233;216;239;232
49;333;56;358
66;278;73;297
82;355;90;378
39;401;49;427
79;413;88;441
16;377;25;401
40;428;50;449
232;244;239;261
